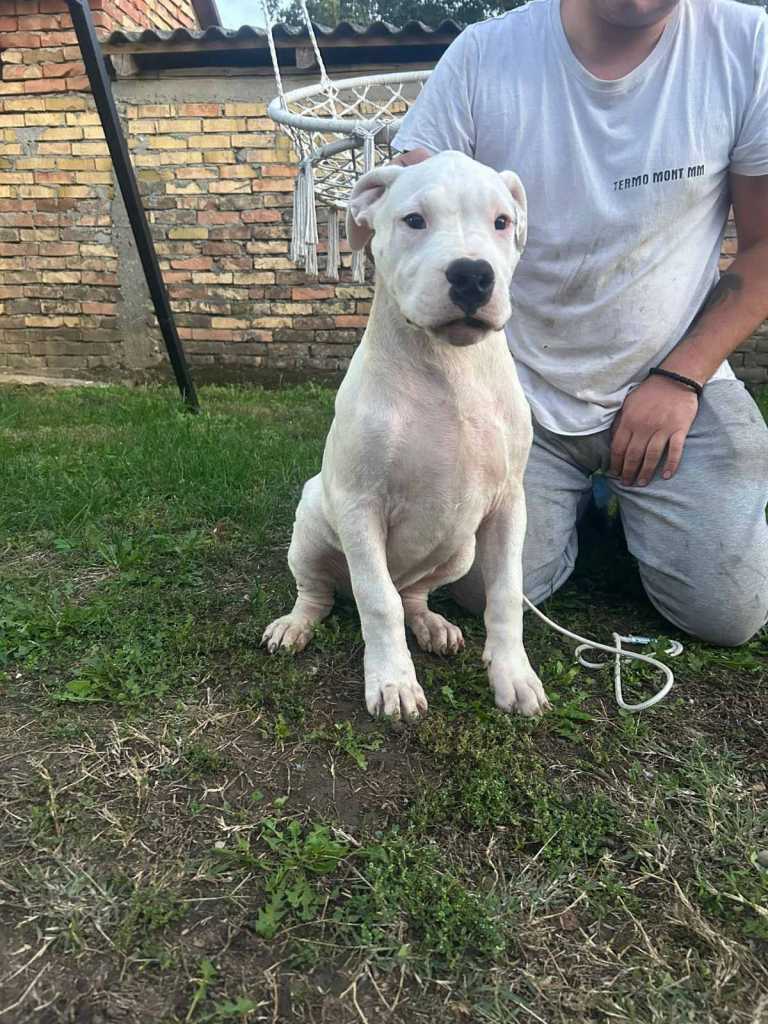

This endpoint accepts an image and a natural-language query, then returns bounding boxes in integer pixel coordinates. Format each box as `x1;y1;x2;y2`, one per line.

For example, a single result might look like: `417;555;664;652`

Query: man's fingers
391;147;432;167
635;432;668;486
609;426;631;478
620;438;649;486
661;431;687;479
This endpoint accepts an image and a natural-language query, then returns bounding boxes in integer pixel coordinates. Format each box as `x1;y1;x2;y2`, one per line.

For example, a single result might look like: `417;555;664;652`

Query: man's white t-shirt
392;0;768;435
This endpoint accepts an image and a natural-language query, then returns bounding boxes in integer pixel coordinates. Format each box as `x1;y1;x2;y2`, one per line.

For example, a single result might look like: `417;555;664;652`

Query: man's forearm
660;240;768;384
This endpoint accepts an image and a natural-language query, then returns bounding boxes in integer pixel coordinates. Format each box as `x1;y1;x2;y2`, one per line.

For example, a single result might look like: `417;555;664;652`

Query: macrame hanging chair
261;0;431;281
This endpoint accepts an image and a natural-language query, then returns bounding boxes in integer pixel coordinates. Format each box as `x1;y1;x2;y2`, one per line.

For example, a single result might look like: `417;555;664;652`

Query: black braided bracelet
647;366;704;400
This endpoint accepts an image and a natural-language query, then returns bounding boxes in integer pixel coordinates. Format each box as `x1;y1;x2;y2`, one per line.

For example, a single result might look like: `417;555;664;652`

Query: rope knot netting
261;0;430;280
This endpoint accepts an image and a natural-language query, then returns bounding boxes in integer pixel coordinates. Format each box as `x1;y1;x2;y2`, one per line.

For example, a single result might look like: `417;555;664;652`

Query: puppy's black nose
445;258;495;315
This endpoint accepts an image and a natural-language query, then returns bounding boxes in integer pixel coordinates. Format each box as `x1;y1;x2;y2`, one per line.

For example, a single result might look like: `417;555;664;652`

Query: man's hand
609;376;700;486
391;147;433;167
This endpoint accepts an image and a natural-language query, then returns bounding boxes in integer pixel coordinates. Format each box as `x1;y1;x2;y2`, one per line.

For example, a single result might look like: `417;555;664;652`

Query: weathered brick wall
0;0;195;80
120;80;367;376
0;0;198;379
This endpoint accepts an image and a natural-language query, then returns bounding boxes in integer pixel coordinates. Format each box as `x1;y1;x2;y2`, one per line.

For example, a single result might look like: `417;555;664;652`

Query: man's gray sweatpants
452;380;768;646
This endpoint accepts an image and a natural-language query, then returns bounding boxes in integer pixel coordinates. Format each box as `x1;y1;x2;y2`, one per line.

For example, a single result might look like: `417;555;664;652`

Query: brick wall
0;0;198;378
120;80;367;377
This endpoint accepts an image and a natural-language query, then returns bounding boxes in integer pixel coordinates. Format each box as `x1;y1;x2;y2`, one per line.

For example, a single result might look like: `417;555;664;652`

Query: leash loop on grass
523;598;682;712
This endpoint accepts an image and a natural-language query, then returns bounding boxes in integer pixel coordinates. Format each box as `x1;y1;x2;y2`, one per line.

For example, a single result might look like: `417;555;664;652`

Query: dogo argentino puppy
262;150;549;720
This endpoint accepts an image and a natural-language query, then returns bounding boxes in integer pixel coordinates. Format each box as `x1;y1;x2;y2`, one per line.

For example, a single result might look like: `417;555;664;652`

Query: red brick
170;257;212;270
35;197;77;211
334;316;368;328
252;178;293;193
0;242;37;255
24;78;68;94
45;243;78;256
191;328;240;341
0;200;33;211
39;30;77;45
34;171;76;184
292;286;335;300
241;210;281;223
18;13;65;29
4;65;42;80
23;46;64;63
81;301;116;315
1;31;40;46
42;61;83;79
82;271;117;286
197;211;240;225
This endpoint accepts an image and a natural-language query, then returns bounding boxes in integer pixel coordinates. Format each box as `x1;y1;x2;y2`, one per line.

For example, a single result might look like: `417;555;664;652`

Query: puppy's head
346;151;527;346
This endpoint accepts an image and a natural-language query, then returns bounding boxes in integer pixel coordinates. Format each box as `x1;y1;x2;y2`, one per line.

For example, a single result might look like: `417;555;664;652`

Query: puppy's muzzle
445;258;495;316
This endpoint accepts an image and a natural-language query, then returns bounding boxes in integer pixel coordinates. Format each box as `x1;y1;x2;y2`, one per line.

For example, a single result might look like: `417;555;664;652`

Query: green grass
0;383;766;1024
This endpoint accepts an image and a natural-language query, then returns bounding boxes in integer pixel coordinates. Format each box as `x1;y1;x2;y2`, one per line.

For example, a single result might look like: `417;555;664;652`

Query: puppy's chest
387;408;517;521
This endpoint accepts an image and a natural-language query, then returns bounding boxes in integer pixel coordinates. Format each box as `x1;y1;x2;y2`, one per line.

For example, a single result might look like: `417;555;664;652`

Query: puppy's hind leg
262;480;337;654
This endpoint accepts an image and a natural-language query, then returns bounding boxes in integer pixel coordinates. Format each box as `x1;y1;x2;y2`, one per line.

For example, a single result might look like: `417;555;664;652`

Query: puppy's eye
494;214;510;231
403;213;426;230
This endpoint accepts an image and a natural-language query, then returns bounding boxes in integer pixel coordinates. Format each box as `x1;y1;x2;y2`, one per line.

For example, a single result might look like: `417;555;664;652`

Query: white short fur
262;151;549;720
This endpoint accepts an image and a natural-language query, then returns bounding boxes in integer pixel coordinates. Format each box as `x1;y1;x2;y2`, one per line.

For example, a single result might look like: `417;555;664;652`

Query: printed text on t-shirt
613;165;706;191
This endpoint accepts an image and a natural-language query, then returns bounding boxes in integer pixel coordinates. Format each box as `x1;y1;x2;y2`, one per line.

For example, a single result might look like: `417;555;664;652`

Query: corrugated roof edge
106;18;464;46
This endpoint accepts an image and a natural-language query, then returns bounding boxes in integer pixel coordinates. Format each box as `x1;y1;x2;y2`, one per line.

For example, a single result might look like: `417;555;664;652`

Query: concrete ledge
0;372;109;389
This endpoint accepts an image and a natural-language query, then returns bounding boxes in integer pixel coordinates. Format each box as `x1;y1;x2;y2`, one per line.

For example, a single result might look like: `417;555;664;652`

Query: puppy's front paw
365;661;428;722
407;610;464;655
485;651;549;717
261;614;314;654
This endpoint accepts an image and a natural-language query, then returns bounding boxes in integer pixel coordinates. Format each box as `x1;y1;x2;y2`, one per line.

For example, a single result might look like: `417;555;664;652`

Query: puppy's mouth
403;312;504;345
444;315;489;330
432;314;500;346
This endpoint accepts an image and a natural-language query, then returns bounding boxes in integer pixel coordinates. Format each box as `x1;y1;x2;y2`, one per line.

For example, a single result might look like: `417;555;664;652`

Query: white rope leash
522;596;682;712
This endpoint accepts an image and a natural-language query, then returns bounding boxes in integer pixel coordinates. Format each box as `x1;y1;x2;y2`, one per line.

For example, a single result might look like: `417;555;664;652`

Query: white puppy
263;151;549;720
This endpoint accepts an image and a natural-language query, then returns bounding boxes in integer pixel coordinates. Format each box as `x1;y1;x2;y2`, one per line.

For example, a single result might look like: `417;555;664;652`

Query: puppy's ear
500;170;528;252
346;165;404;251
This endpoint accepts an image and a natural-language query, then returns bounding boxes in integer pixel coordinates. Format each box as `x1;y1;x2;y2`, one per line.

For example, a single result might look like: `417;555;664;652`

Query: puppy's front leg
337;507;428;721
478;487;549;716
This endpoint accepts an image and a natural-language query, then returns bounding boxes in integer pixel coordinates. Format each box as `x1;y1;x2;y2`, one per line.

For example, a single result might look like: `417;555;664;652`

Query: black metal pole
64;0;199;411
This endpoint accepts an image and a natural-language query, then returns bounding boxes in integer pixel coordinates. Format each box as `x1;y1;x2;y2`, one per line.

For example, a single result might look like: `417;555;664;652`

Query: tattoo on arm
685;272;743;336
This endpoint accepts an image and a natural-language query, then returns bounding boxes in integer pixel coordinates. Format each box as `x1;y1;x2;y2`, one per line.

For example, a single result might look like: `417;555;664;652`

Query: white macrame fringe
291;165;306;263
348;132;378;282
326;207;340;281
303;160;319;276
352;249;366;283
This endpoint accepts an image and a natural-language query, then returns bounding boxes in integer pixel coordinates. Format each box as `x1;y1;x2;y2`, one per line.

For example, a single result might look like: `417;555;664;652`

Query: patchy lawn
0;384;766;1024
